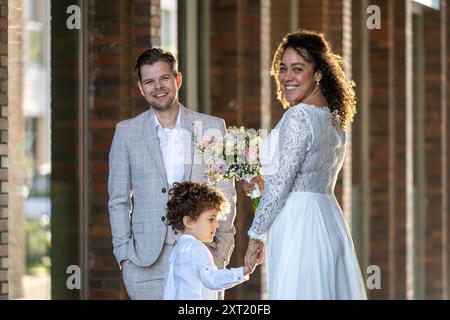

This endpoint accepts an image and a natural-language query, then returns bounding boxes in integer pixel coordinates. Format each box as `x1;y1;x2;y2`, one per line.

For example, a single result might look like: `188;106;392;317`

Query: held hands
241;177;266;276
241;176;265;197
243;249;260;275
244;238;265;275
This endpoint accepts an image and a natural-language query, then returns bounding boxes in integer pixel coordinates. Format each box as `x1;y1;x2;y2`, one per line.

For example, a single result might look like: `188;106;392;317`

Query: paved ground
22;273;51;299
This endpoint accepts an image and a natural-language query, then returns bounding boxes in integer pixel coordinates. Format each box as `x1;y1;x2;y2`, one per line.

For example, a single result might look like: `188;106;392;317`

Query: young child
163;181;259;300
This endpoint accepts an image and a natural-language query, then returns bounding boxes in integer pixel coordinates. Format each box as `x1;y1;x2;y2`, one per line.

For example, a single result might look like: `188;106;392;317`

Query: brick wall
210;0;239;124
446;0;450;298
0;0;6;301
351;0;367;280
368;0;409;300
350;0;448;299
366;0;401;299
298;0;328;32
351;2;406;300
392;0;407;299
352;0;408;299
88;0;160;300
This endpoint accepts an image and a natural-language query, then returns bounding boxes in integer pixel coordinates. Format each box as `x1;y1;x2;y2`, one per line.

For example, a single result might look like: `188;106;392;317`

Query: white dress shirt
163;234;249;300
153;110;185;187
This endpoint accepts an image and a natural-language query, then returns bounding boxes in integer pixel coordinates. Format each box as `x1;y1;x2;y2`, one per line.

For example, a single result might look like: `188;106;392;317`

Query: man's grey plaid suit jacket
108;106;237;274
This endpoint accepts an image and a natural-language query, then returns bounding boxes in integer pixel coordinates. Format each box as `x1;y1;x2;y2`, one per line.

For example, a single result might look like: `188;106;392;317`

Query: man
108;48;237;299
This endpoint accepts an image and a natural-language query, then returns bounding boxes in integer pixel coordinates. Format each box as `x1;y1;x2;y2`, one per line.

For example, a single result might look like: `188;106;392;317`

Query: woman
243;29;367;299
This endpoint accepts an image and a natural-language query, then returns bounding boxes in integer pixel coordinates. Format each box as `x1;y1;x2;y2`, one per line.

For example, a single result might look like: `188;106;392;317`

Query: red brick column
210;0;239;125
363;1;406;299
353;0;408;300
350;0;409;299
210;0;263;299
442;0;449;300
351;0;368;283
298;0;329;32
366;0;396;299
446;0;450;298
392;0;407;299
88;0;160;300
0;0;7;300
326;0;344;53
423;6;446;299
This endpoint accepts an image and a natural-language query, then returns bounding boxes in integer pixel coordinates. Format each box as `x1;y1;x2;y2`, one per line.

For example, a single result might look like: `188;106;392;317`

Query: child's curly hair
271;29;357;130
166;182;230;232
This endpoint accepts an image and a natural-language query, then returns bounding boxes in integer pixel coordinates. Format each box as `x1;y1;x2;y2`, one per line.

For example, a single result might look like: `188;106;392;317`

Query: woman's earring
315;79;320;86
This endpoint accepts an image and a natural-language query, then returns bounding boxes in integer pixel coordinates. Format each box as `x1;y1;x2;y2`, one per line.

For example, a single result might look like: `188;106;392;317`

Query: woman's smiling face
278;47;319;105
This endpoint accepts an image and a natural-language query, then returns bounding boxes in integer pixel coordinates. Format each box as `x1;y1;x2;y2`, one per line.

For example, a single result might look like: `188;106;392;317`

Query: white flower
196;126;262;182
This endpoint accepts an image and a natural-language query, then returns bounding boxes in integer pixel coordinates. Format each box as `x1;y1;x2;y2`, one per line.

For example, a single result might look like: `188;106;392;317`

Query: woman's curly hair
271;29;356;130
166;182;230;232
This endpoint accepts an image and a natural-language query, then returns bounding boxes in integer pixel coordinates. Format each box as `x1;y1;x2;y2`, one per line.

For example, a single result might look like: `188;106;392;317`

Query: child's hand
243;251;260;275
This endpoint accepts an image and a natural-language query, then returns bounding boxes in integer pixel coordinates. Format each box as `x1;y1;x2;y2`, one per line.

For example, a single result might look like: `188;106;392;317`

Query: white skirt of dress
266;191;367;300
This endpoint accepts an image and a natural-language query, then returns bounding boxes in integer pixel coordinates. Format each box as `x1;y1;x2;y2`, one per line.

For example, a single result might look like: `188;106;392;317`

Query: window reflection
161;0;178;56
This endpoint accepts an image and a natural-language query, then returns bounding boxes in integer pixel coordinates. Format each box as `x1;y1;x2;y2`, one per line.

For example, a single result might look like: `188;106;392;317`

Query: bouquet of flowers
197;126;262;212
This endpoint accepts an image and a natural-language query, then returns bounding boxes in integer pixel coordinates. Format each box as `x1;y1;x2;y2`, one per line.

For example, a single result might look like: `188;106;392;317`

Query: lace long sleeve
248;107;313;241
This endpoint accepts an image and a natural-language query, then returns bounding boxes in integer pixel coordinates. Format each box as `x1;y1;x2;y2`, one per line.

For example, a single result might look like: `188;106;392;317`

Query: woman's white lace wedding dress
248;103;367;299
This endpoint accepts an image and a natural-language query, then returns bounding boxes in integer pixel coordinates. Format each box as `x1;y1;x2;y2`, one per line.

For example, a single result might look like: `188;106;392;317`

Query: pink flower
212;159;228;175
247;149;258;164
201;137;212;149
245;144;259;164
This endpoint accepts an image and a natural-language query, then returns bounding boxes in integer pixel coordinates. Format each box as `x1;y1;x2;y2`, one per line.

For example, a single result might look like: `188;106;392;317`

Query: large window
161;0;178;55
413;0;440;10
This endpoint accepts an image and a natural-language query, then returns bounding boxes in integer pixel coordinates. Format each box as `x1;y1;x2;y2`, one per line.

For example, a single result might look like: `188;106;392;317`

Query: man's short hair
134;48;178;81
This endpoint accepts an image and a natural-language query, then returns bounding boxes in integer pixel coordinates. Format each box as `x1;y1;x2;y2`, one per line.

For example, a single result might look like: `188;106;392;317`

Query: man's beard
150;94;177;111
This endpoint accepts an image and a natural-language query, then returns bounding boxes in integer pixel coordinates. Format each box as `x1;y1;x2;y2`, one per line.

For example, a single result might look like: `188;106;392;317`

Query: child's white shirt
163;234;249;300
